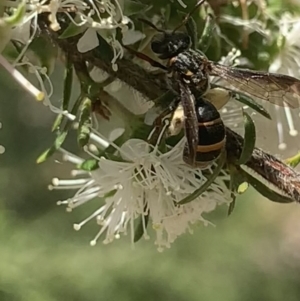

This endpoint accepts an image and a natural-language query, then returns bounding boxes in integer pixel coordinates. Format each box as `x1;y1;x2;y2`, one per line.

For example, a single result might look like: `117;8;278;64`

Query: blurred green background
1;67;300;301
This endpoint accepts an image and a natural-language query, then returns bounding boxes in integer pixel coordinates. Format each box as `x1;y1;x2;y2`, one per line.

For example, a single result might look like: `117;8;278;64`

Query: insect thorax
169;49;210;94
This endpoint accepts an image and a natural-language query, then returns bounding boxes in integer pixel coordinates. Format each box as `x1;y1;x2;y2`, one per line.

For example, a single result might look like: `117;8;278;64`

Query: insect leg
137;18;165;33
148;97;181;145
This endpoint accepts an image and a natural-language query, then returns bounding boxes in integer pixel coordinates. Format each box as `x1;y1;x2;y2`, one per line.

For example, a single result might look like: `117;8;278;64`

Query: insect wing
208;63;300;108
179;81;198;165
204;87;231;110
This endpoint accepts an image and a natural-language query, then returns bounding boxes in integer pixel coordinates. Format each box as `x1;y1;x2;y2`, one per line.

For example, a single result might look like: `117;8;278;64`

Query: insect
125;0;300;167
176;82;226;168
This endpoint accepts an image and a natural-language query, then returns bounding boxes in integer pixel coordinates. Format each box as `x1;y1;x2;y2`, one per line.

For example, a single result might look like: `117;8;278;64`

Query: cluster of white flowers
51;126;231;251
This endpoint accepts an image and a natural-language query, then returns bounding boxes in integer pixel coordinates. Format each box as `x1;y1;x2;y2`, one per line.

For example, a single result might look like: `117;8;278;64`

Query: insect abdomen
194;98;226;168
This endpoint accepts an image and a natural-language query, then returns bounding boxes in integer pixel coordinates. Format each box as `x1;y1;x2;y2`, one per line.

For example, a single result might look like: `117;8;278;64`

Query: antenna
172;0;206;33
137;18;165;33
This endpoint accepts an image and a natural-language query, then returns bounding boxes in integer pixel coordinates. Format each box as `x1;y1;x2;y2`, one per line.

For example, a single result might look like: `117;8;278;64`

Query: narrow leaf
233;92;271;120
179;151;226;205
52;114;64;132
227;167;248;216
185;16;198;50
95;33;114;62
38;95;84;163
79;159;99;171
236;111;256;165
77;98;92;147
36;132;67;163
241;169;294;203
199;13;215;52
52;55;73;131
228;165;239;215
228;193;236;216
134;214;149;243
285;152;300;168
3;0;26;26
123;0;152;16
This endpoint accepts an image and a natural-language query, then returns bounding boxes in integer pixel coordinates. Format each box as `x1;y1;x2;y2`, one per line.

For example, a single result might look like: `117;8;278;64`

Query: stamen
284;107;298;136
52;177;90;187
274;106;287;150
0;55;44;101
58;149;84;165
71;169;89;177
90;128;123;154
89;132;110;148
73;207;106;231
67;191;100;209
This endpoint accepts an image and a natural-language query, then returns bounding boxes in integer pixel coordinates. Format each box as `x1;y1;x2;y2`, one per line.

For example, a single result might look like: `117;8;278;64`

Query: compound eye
151;33;165;54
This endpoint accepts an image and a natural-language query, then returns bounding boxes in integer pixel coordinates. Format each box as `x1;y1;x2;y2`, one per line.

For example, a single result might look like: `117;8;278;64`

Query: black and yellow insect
178;82;226;168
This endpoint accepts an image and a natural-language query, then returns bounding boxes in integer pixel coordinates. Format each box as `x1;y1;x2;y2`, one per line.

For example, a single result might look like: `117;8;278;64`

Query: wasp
125;0;300;168
176;82;226;168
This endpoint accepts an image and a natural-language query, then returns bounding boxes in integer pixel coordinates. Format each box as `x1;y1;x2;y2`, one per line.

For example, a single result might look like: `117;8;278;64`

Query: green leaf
199;13;215;52
77;98;92;147
178;151;226;205
228;166;239;215
164;4;172;24
233;92;271;120
236;112;256;165
29;36;58;75
51;114;64;132
38;95;84;163
94;33;114;62
123;0;152;16
3;0;26;26
62;57;74;110
59;23;87;39
228;193;236;216
285;152;300;168
52;56;73;131
241;169;294;203
185;16;198;50
134;214;149;243
36;132;68;163
78;159;99;171
227;166;249;215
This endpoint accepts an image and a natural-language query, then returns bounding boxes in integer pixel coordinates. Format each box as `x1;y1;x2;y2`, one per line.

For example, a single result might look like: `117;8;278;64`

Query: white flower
52;129;231;251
